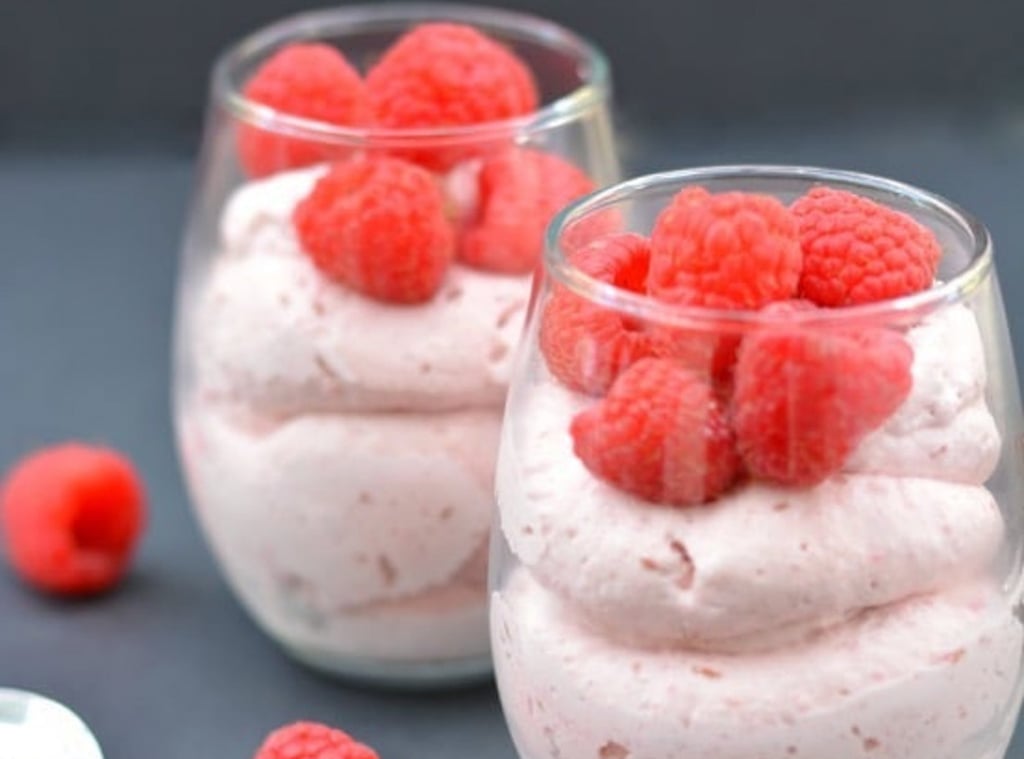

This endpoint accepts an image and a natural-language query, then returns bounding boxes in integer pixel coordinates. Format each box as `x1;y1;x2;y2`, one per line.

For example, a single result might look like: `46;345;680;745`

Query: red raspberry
238;44;369;178
791;186;942;306
293;155;454;303
559;207;625;257
732;302;914;485
649;187;803;309
367;23;537;129
571;358;739;505
460;148;595;274
651;326;741;383
254;722;378;759
1;444;146;596
540;234;656;394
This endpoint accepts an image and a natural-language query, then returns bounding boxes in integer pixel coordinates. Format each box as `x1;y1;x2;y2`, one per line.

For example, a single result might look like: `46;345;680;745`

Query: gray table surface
1;109;1024;759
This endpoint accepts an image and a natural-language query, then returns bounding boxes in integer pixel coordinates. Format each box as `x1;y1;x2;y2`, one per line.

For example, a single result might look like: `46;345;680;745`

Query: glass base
281;642;493;690
505;726;1019;759
216;573;494;689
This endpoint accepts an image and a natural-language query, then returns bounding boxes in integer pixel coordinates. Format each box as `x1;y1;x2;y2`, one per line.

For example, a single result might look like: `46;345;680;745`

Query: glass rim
545;164;994;329
211;2;612;147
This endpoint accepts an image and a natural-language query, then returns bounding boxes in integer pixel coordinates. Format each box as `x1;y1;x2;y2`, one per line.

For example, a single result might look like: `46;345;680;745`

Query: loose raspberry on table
238;44;369;178
1;444;146;596
540;234;656;395
649;187;803;310
731;301;914;485
293;155;454;303
790;186;942;306
571;358;740;506
254;722;379;759
367;23;538;131
459;148;595;274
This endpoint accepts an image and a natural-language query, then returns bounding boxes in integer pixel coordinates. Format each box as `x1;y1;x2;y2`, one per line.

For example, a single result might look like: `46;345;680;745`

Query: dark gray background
2;1;1024;758
4;0;1024;129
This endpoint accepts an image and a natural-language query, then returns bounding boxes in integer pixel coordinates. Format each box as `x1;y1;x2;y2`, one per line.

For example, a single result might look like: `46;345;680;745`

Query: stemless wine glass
172;3;617;687
491;166;1024;758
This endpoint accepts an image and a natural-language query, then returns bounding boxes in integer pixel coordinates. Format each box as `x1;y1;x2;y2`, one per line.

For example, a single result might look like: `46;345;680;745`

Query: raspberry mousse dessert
172;5;616;685
491;167;1024;757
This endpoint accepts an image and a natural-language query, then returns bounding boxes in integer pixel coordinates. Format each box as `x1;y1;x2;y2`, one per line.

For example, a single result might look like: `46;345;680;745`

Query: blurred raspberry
459;148;595;274
367;23;538;169
238;44;368;177
253;722;379;759
2;444;146;596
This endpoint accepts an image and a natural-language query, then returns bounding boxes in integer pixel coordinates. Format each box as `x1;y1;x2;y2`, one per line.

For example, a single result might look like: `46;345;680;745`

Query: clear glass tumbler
491;166;1024;757
172;3;617;686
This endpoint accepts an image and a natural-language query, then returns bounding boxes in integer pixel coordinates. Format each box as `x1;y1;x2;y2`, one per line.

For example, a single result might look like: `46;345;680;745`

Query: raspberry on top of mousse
366;23;538;133
293;155;455;304
732;300;914;486
459;148;596;275
237;23;598;302
792;186;942;306
571;357;740;506
648;186;803;309
238;44;369;178
238;22;538;175
540;233;656;395
539;185;938;505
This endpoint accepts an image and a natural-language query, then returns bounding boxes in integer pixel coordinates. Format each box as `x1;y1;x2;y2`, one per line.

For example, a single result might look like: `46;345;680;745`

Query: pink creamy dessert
172;7;617;685
180;165;528;666
494;306;1020;759
490;176;1024;758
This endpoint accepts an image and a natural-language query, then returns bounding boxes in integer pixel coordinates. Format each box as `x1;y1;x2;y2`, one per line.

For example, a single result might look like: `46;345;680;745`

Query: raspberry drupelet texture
649;187;803;310
293;155;455;303
1;444;146;596
253;722;379;759
540;234;656;395
459;148;596;274
732;301;914;485
571;358;740;506
367;23;538;133
791;186;942;306
238;44;369;178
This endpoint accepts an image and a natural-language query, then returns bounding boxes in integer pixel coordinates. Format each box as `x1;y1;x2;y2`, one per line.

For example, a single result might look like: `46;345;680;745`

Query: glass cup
491;166;1024;757
172;3;617;686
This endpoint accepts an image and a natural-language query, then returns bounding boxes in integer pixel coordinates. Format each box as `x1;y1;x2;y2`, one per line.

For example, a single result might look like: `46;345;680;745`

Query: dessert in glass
172;3;617;686
491;166;1024;757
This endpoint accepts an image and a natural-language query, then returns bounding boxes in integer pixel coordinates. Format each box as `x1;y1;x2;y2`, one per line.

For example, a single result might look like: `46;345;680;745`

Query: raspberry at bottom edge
254;722;379;759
